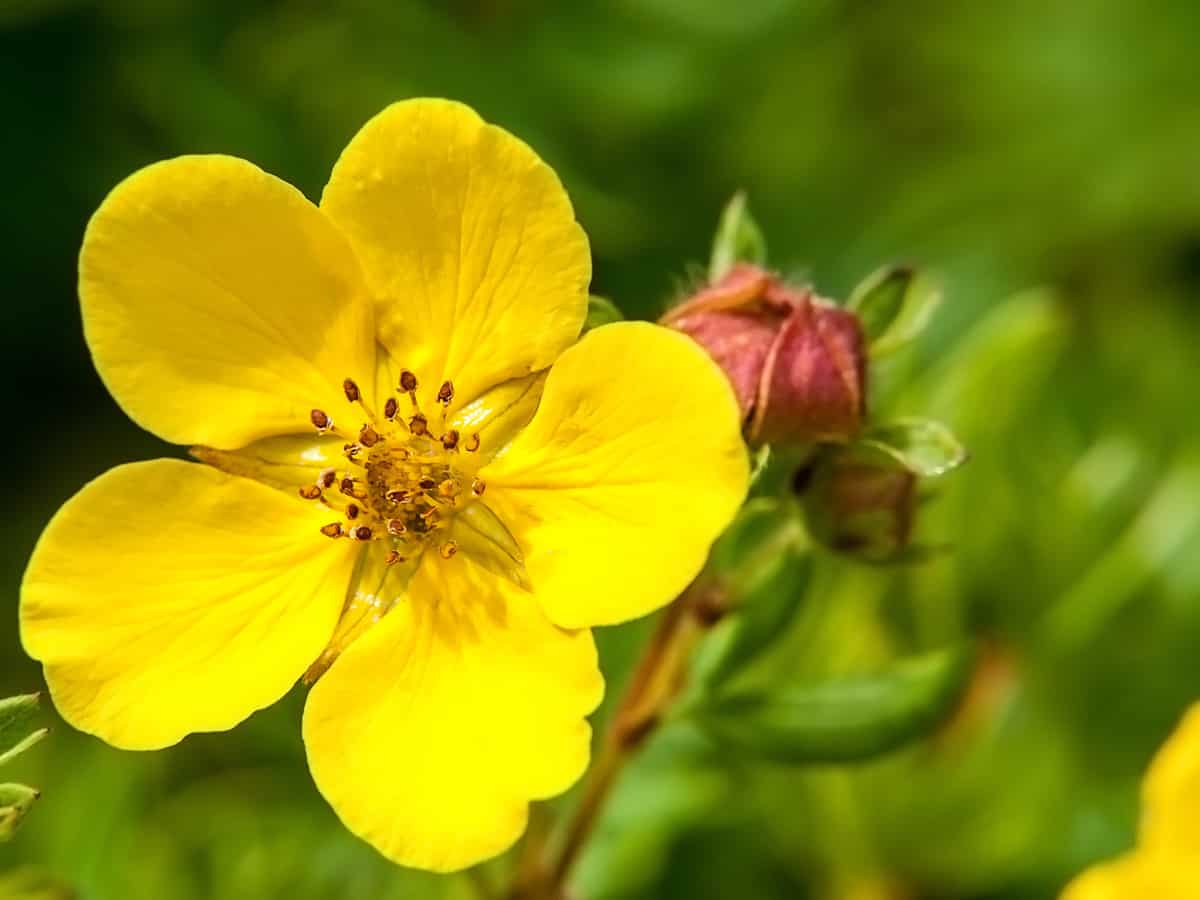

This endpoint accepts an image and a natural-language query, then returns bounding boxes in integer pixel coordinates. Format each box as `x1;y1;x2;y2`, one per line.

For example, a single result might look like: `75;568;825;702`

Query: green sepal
847;264;941;356
691;643;974;764
583;295;624;331
709;191;767;282
859;418;968;478
0;694;40;755
0;783;41;842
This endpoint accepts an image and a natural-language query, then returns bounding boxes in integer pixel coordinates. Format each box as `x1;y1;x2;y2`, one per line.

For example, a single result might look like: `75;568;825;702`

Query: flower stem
527;579;725;899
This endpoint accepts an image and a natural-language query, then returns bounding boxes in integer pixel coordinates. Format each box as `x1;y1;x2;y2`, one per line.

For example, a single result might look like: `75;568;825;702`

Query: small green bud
0;783;40;841
799;445;917;562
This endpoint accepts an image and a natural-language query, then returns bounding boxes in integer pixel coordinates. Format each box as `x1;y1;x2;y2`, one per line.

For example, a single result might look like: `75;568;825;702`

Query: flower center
303;370;486;564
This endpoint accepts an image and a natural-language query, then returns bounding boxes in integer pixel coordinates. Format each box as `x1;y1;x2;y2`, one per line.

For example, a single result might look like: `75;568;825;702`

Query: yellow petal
303;554;603;872
21;459;356;750
478;322;749;629
1061;851;1192;900
81;155;377;449
320;99;590;411
1140;702;1200;853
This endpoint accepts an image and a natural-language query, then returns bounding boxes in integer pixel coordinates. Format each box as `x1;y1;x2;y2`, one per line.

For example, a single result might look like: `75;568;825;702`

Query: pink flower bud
663;264;866;446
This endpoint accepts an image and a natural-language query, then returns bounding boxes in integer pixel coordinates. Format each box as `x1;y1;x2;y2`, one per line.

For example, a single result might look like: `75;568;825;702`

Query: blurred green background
3;1;1200;898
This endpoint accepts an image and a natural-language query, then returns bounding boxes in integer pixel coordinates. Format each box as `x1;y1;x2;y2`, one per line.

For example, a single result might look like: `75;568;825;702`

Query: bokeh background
3;1;1200;898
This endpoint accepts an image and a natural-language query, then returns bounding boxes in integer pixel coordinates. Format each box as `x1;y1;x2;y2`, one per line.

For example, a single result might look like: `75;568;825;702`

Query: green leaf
692;643;974;764
860;418;968;478
698;498;813;689
709;191;766;281
847;265;941;356
847;265;913;342
0;782;40;841
0;694;40;755
583;294;624;331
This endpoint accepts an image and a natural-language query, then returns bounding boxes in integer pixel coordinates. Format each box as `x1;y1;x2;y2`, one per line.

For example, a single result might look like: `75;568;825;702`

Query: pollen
304;369;502;566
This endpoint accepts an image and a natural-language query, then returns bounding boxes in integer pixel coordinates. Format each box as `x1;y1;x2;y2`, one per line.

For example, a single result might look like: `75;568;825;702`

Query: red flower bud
663;264;866;446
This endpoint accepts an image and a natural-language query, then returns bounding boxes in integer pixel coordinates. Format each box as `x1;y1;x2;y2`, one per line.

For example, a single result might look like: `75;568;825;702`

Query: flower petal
80;155;377;449
320;99;590;410
478;322;749;629
1061;851;1189;900
20;459;356;750
303;554;602;872
1140;702;1200;854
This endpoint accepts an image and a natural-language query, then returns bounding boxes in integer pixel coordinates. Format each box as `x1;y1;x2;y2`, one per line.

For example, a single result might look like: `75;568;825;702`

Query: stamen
359;424;381;447
339;477;365;499
384;397;399;421
465;433;481;452
298;484;322;500
342;379;361;403
440;541;458;559
353;525;373;541
343;442;363;461
472;477;486;496
386;518;407;536
441;429;460;451
385;550;405;566
320;522;344;538
319;469;337;489
418;478;437;490
311;409;334;433
400;369;418;406
346;503;360;520
385;489;409;504
437;478;459;499
409;414;428;436
437;381;454;406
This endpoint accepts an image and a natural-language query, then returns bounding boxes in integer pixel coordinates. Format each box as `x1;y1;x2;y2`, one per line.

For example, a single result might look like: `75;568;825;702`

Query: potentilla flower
662;263;867;446
19;100;748;871
1061;703;1200;899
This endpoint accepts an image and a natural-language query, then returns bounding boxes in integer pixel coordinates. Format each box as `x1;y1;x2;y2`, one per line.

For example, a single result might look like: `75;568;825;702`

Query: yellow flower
19;99;748;871
1061;703;1200;899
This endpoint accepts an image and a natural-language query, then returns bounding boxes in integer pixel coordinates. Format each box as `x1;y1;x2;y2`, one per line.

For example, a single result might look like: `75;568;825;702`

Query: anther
465;433;481;452
343;442;363;460
353;526;373;541
384;397;399;421
472;477;486;496
320;522;344;538
437;381;454;406
359;424;380;447
339;477;363;498
399;369;418;393
440;541;458;559
342;378;361;403
385;550;405;566
441;429;460;451
298;484;322;500
438;479;459;499
387;518;407;536
311;409;333;432
409;414;428;436
385;489;409;504
346;503;360;520
419;478;437;490
319;469;337;489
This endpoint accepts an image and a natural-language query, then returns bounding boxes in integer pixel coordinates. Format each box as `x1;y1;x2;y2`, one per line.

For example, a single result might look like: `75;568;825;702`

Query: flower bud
799;446;916;561
663;264;866;446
